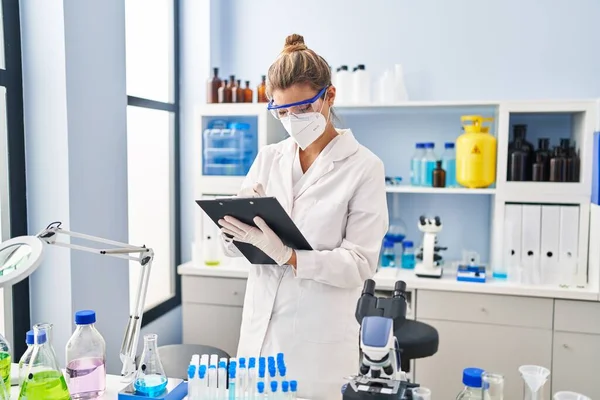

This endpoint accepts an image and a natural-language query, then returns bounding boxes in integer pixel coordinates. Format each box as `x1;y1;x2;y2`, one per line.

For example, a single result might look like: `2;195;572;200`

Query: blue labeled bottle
421;142;437;187
401;241;415;269
411;143;425;186
442;142;457;187
381;239;396;268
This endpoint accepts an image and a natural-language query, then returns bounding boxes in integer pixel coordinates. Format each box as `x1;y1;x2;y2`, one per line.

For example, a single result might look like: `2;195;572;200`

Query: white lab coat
222;129;389;400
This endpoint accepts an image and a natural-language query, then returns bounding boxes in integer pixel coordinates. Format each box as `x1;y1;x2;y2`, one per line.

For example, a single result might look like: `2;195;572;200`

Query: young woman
218;34;389;399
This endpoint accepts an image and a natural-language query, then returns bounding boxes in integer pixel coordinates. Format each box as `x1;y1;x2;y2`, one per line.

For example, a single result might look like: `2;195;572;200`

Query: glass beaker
133;334;168;396
519;365;550;400
412;387;431;400
553;392;591;400
483;372;504;400
19;323;71;400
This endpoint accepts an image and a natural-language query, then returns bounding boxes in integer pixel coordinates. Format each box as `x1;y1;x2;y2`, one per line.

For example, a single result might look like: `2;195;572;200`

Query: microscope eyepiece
362;279;376;296
393;281;407;298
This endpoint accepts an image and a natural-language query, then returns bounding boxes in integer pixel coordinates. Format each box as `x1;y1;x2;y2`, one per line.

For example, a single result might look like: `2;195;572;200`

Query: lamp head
0;235;45;288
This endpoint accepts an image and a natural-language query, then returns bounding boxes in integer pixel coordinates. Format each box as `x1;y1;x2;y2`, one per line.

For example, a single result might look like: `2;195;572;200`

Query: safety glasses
267;86;328;120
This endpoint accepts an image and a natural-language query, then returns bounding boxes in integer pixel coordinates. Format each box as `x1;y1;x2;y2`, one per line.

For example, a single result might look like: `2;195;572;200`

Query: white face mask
281;94;330;150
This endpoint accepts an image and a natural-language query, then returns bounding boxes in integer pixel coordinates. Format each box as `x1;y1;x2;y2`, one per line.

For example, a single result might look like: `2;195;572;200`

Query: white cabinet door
552;332;600;398
182;303;243;356
415;319;552;400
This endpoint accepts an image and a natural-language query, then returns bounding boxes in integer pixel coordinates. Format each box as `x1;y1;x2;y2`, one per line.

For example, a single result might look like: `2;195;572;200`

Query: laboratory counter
177;260;600;301
179;260;600;398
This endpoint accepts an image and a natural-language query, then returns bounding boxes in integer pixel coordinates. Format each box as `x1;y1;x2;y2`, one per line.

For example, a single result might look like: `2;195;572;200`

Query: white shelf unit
192;99;599;288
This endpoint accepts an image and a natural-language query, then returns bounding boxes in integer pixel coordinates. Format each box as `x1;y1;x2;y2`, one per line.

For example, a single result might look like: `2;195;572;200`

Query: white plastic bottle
65;310;107;399
352;64;371;105
378;69;396;104
393;64;409;102
335;65;351;104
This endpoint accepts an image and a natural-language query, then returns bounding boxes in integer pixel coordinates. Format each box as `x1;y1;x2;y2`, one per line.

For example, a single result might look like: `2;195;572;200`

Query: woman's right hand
237;183;266;198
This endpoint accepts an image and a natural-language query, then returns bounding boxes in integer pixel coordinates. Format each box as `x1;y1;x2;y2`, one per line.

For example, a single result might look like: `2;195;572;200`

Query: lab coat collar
278;129;359;201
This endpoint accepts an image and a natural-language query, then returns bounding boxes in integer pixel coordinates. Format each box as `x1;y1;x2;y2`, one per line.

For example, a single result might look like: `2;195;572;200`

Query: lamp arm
36;223;154;382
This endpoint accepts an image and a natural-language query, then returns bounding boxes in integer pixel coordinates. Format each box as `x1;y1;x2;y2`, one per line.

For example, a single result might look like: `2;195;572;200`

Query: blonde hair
266;34;332;100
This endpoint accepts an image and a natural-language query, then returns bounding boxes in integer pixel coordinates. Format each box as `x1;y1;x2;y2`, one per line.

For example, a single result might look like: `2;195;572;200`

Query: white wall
21;0;130;374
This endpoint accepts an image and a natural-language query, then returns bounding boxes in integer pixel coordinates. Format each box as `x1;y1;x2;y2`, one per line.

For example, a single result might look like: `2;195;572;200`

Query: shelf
198;176;243;196
198;103;267;117
386;185;495;195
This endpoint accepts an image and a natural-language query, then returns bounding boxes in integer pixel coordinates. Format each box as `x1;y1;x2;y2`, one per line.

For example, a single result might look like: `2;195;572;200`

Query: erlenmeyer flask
34;322;59;363
0;333;11;390
134;334;167;396
519;365;550;400
19;324;71;400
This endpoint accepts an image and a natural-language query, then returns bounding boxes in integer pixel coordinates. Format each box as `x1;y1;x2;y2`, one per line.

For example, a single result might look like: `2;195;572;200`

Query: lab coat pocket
294;279;350;344
300;199;347;250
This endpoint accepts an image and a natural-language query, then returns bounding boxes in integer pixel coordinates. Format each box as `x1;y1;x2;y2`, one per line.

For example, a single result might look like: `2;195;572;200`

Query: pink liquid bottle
65;310;106;399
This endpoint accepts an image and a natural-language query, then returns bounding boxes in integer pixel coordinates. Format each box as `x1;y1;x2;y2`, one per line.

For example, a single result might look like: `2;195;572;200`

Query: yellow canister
456;115;497;188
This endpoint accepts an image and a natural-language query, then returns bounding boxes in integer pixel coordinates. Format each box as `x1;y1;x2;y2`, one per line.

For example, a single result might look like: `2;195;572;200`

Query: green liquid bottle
19;324;71;400
0;333;11;391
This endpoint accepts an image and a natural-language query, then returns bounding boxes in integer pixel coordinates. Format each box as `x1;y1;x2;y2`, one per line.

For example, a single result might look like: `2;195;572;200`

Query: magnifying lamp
0;221;153;382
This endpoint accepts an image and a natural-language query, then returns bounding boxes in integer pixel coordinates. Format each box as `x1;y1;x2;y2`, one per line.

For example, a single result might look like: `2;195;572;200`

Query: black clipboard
196;197;313;265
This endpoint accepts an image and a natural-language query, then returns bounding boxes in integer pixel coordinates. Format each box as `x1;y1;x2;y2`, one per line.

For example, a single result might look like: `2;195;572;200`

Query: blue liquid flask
401;241;416;269
411;143;425;186
421;142;437;187
442;142;457;187
381;240;396;268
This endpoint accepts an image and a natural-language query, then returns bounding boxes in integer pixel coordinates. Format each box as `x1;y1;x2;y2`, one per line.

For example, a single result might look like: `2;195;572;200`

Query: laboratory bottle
134;334;168;397
549;147;567;182
381;239;396;268
207;67;221;104
567;146;580;182
218;80;231;103
532;161;545;182
65;310;107;399
482;372;504;400
19;323;71;400
378;69;396;104
508;138;529;181
335;65;351;104
553;391;591;400
535;138;551;181
257;75;268;103
519;365;550;400
410;143;425;186
232;79;244;103
412;387;431;400
456;115;497;188
393;64;409;102
203;234;221;266
244;80;253;103
401;241;416;269
432;160;446;188
420;142;437;187
441;142;456;187
18;330;35;385
509;124;534;179
352;64;371;104
0;332;10;390
228;361;237;400
455;367;484;400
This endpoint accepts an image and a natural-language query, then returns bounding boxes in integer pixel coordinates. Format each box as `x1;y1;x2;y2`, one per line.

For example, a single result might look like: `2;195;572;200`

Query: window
0;0;28;358
125;0;181;325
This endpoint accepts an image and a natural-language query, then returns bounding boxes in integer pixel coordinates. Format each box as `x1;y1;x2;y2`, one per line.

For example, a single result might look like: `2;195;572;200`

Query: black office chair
137;344;230;380
394;319;439;372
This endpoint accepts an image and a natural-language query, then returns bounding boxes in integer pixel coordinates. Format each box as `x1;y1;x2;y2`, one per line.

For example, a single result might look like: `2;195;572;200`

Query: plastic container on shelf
393;64;409;102
401;241;415;269
335;65;351;104
203;122;257;176
65;310;107;399
381;240;396;268
456;116;497;189
352;65;370;104
441;142;456;187
420;143;437;187
411;143;425;186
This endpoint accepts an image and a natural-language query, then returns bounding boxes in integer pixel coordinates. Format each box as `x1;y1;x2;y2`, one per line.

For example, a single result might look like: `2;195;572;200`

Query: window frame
1;0;29;359
127;0;181;326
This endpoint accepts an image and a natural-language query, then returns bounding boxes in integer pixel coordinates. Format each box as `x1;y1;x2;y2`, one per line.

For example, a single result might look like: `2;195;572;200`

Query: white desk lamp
0;221;153;382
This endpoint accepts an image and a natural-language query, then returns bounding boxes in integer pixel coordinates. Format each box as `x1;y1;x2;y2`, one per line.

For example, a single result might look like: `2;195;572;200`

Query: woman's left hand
218;216;293;266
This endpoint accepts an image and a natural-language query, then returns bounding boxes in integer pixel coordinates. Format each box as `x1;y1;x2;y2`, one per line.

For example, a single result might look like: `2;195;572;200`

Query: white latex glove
237;183;266;198
218;215;292;266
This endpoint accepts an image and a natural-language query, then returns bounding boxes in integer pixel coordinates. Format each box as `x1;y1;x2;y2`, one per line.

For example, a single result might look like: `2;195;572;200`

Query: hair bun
282;34;307;54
